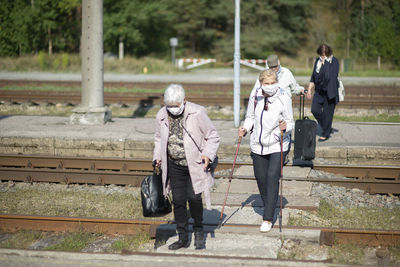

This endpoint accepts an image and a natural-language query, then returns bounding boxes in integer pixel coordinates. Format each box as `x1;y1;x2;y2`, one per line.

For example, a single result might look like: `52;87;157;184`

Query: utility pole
233;0;241;127
70;0;111;125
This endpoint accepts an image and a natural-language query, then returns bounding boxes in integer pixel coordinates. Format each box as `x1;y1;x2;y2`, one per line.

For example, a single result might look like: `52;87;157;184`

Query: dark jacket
310;56;339;102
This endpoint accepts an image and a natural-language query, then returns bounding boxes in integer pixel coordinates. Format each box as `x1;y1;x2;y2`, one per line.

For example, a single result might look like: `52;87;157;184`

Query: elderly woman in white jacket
238;69;294;232
153;84;220;250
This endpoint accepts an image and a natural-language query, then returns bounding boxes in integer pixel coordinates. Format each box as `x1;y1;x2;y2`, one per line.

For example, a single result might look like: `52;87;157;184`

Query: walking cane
217;135;242;228
279;130;284;232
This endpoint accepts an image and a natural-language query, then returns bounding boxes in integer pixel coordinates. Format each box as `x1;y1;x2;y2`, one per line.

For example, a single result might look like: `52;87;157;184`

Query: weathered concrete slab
212;179;313;197
156;231;282;259
210;192;319;209
0;247;332;267
0;136;55;155
54;148;124;158
233;166;311;178
202;205;302;226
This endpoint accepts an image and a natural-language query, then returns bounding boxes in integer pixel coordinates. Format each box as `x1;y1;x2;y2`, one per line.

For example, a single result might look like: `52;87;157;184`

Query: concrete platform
2;70;400;86
0;248;332;267
0;115;399;165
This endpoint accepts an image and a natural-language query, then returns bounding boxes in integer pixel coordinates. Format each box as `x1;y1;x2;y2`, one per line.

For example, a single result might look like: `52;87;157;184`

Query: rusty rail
0;154;399;193
1;89;400;108
0;214;398;247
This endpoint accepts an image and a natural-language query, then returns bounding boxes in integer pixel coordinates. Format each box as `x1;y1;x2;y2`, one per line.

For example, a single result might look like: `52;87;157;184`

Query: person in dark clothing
306;44;339;142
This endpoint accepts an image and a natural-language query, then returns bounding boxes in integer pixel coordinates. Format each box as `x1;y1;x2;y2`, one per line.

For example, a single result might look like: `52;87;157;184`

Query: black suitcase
293;93;317;164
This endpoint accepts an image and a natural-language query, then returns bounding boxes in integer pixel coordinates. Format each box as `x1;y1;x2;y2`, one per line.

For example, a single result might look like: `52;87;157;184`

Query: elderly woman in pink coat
153;84;220;250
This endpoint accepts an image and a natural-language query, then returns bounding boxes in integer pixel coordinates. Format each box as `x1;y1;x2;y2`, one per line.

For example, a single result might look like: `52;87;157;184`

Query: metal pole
171;46;175;65
233;0;241;127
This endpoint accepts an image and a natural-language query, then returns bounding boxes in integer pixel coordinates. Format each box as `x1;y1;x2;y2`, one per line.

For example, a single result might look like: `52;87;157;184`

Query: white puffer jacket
242;87;294;155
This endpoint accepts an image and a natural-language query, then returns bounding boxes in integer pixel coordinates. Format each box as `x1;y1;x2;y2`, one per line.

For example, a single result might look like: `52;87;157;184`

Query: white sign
169;37;178;47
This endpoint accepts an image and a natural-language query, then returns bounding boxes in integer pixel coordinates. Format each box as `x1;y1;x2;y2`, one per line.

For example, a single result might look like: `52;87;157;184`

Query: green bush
37;51;48;70
61;53;69;69
53;58;60;70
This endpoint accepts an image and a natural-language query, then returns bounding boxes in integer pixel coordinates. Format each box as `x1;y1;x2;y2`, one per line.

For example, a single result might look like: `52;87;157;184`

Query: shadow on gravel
241;194;289;225
0;115;10;121
131;97;159;118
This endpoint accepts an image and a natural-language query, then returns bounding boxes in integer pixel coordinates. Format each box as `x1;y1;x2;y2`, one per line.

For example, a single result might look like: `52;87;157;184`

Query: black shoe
168;239;190;250
194;231;205;250
318;136;329;142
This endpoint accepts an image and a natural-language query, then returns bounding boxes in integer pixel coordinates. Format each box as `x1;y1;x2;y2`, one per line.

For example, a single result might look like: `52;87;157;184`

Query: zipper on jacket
258;107;264;154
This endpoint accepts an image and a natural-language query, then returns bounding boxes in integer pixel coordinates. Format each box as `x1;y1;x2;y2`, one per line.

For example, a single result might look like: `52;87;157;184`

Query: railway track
0;154;399;194
0;214;399;247
1;80;399;108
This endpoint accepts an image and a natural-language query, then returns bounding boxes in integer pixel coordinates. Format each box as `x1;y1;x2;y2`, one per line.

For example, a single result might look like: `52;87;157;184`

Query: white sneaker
260;221;272;232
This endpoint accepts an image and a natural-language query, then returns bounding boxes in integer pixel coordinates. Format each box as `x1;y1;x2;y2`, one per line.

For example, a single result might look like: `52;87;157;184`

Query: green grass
0;85;165;93
1;54;399;76
333;114;400;123
288;199;400;230
0;183;173;221
46;231;100;252
0;54;178;74
0;85;81;92
329;244;365;265
110;232;150;252
0;230;43;249
389;245;400;265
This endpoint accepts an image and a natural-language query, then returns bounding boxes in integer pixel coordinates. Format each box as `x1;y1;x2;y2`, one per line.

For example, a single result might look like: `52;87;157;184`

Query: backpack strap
254;88;260;111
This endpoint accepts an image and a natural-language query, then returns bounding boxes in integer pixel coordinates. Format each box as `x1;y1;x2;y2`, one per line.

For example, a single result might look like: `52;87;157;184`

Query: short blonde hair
259;69;277;84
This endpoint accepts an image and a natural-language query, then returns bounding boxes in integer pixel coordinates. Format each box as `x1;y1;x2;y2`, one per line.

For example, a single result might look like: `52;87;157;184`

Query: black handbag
141;166;172;217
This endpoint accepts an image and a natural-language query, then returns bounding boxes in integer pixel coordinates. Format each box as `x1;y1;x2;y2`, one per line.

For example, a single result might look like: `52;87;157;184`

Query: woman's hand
306;82;314;100
279;120;287;132
238;126;247;137
201;156;210;171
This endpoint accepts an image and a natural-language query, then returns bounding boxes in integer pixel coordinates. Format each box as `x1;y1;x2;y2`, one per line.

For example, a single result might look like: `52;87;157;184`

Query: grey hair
164;84;185;105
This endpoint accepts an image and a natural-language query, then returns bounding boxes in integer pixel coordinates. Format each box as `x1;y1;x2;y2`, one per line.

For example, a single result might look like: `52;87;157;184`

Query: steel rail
1;89;400;108
0;154;399;193
0;214;398;247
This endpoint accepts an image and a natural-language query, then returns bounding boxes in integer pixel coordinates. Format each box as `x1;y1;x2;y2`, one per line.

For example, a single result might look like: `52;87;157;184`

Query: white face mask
167;102;185;116
261;83;279;96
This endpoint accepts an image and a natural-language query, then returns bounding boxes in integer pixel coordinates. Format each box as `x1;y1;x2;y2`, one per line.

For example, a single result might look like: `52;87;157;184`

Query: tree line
0;0;399;65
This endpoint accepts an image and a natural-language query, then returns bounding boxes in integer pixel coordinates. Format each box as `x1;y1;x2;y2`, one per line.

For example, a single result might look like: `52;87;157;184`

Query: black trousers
167;159;203;239
251;151;286;222
311;95;337;138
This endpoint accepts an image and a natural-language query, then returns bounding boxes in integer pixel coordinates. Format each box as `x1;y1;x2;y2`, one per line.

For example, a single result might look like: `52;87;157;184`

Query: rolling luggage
293;93;316;164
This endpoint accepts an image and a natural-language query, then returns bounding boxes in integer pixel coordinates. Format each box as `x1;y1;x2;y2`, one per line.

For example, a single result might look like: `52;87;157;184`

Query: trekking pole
217;135;242;228
279;130;284;232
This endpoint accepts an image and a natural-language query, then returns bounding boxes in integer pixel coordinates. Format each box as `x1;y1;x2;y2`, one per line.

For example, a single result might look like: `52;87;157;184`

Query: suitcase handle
299;90;308;120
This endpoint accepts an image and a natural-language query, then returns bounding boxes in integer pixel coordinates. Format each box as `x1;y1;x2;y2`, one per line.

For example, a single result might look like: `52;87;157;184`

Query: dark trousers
311;95;336;138
251;151;286;222
167;159;203;239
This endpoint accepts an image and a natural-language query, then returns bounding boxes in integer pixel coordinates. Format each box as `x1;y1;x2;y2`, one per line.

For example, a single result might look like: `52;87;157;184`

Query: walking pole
279;130;284;232
218;135;242;228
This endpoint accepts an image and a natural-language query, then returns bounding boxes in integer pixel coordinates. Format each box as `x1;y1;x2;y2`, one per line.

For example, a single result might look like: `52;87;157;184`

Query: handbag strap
181;122;202;153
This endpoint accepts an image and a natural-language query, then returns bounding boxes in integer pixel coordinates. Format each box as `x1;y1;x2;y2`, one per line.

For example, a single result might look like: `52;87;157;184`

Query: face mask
261;83;279;96
167;102;185;116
